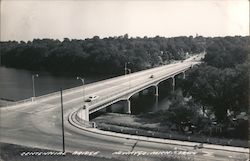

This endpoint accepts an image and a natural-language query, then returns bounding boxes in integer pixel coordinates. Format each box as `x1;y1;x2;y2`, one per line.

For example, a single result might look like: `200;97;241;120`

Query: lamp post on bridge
31;74;39;101
77;77;85;121
124;62;130;75
126;68;132;114
127;69;132;114
127;69;131;89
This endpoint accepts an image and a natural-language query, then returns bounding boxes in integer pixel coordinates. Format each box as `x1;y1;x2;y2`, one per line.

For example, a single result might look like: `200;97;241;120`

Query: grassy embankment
93;113;248;147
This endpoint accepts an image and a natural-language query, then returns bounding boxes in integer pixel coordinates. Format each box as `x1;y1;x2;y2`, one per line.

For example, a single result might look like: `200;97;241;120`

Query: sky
0;0;249;41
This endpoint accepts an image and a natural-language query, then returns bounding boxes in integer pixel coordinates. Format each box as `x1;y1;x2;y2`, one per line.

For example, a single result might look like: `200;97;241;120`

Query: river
0;66;113;101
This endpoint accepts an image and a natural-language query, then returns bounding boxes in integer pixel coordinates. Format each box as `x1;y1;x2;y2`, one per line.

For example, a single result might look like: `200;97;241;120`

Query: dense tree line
140;36;249;140
180;36;249;139
184;36;249;122
0;35;205;74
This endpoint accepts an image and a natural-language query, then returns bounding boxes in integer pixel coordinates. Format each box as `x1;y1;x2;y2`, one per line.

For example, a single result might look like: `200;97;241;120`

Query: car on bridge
85;95;99;102
149;75;154;78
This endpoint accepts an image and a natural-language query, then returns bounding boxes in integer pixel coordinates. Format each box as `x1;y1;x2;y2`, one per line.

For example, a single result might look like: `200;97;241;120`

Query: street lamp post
77;77;85;121
127;69;131;89
32;74;39;101
124;62;130;75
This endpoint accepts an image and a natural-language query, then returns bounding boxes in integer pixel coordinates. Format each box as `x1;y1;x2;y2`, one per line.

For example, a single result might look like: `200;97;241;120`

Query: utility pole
31;74;39;101
60;88;65;153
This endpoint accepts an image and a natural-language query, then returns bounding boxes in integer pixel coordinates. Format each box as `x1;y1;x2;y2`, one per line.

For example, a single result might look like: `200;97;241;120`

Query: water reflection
129;82;174;115
153;96;159;110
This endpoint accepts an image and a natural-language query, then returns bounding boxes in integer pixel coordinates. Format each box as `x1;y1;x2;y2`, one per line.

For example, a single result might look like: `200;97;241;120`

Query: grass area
93;113;248;147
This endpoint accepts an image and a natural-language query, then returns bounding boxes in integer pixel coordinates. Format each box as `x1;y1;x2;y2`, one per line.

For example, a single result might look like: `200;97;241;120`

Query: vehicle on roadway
85;95;99;102
149;75;154;78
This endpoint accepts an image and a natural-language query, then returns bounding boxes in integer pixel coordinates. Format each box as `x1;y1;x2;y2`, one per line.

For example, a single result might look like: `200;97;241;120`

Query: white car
85;95;99;102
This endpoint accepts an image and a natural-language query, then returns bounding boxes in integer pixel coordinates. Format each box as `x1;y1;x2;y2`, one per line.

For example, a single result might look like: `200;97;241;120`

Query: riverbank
92;113;248;148
0;98;14;107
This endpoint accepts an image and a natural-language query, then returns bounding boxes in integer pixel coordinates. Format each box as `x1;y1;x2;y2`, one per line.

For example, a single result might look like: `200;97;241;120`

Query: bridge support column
84;105;89;121
154;95;159;109
172;77;175;92
183;72;186;79
126;99;131;114
155;85;159;96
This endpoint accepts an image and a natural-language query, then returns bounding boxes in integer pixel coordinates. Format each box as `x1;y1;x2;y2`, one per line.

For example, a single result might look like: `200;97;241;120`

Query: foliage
0;35;205;74
204;36;249;68
183;36;249;122
167;91;200;127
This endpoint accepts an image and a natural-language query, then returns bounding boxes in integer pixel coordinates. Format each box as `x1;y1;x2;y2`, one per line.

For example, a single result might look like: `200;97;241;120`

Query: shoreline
0;98;15;107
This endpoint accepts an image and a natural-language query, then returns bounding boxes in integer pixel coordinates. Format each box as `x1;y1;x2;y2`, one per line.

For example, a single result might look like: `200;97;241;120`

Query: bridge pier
126;99;131;114
154;95;159;109
183;72;186;79
155;85;159;96
172;77;175;92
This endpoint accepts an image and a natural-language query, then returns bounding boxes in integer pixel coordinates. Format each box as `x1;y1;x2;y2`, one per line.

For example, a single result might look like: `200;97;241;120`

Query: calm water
130;81;174;115
0;66;113;101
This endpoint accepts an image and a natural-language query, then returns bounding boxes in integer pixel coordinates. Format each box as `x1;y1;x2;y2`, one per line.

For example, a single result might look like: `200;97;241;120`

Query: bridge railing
75;113;96;128
2;56;201;108
88;65;192;112
3;60;184;107
27;62;179;102
75;107;96;128
1;97;33;107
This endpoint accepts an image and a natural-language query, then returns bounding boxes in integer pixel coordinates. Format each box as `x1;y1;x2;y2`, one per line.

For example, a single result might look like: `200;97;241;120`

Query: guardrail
1;98;33;108
97;123;248;148
69;110;249;154
74;110;96;128
88;64;192;113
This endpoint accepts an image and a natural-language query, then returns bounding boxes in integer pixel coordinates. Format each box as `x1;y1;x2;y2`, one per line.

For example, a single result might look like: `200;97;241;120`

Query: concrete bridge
2;54;204;124
75;54;204;123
